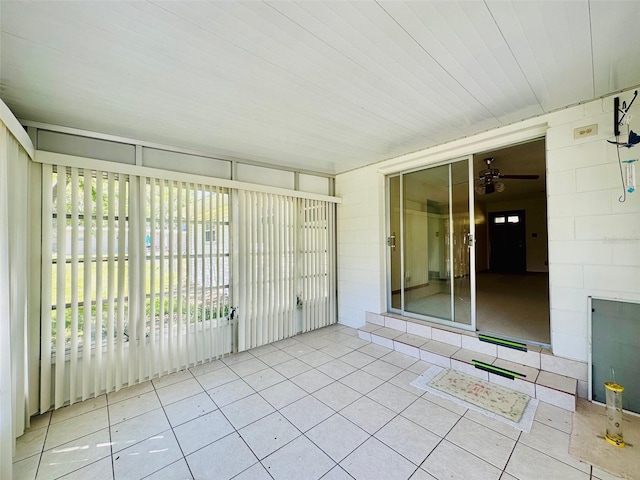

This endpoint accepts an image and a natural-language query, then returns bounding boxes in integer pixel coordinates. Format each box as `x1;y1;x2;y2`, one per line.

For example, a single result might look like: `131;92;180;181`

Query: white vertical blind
300;199;337;332
236;192;336;351
39;165;233;409
0;122;32;479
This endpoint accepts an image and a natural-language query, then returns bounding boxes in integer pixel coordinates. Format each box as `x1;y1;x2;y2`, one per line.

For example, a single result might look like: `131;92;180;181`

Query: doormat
411;366;538;433
569;398;639;480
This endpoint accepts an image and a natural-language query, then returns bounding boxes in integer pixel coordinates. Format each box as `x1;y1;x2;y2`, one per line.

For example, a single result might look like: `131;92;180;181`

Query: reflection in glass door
387;158;475;329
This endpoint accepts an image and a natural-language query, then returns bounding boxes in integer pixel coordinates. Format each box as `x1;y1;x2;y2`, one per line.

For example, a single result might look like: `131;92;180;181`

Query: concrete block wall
336;86;640;362
546;94;640;362
335;165;386;328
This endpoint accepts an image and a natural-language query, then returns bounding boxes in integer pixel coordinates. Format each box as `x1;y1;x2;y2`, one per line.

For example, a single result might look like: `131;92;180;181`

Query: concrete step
358;317;578;411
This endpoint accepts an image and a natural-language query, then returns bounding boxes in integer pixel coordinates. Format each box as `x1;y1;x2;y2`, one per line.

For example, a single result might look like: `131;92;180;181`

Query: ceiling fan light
495;181;505;192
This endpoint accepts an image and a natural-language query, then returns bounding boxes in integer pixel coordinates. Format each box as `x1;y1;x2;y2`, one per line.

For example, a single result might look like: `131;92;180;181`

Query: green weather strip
478;334;527;352
471;360;527;380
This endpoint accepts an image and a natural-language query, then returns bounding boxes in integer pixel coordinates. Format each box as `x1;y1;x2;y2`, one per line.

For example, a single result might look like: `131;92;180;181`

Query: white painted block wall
336;87;640;362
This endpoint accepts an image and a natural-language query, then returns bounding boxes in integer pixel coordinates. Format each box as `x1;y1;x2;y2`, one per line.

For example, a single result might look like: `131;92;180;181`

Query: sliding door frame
386;156;476;332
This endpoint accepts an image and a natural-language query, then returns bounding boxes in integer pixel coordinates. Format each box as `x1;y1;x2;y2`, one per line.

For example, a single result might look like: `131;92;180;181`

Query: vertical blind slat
39;164;53;413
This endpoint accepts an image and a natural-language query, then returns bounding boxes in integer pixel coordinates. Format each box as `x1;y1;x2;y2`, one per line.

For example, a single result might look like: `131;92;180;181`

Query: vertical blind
0;123;31;477
235;192;337;350
40;165;232;409
39;160;336;410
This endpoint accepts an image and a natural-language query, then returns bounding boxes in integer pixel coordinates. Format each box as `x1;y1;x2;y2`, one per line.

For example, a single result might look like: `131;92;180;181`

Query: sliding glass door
387;158;476;330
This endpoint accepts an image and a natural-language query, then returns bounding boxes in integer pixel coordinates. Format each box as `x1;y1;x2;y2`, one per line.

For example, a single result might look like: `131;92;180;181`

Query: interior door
489;210;526;273
387;158;475;330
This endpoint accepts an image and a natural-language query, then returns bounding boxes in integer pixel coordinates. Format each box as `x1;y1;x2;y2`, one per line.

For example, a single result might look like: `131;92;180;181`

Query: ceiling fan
474;157;540;194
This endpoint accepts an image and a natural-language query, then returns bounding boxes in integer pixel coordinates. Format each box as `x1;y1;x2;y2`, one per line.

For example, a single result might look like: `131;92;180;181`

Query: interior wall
482;194;548;272
336;86;640;362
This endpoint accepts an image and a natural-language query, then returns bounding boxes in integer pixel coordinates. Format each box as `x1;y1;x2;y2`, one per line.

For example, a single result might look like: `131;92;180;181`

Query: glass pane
389;176;401;310
403;165;452;321
452;160;472;325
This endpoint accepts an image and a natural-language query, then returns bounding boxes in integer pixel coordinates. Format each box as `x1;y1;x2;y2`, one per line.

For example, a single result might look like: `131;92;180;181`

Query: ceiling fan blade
498;174;540;180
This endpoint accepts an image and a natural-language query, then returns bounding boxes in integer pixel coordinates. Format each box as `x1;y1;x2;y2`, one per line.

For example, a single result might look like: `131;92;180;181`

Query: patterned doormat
411;366;538;433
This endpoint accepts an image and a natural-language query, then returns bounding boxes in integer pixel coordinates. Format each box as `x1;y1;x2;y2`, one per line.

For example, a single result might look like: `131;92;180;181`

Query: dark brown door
489;210;526;273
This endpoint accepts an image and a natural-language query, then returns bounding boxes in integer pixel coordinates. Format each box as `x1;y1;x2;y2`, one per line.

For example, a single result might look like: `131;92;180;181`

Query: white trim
377;121;548;175
21;119;334;178
35;151;341;204
0;100;35;160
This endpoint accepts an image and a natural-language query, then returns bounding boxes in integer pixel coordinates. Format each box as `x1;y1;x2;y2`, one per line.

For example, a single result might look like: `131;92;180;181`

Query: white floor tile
462;409;521;441
340;437;416;480
339;351;376;369
316;358;357;380
238;412;300;459
445;417;516;469
173;409;234;455
155;378;204;406
234;462;273;480
534;401;573;434
57;457;113;480
108;391;161;424
113;430;183;480
196;365;240;390
280;395;334;432
221;351;255;366
319;343;353;358
409;469;437;480
518;421;590;473
306;414;369;462
400;398;460;437
14;427;47;463
259;379;307;410
340;397;395;435
313;382;362;411
51;395;107;424
207;378;255;408
220;393;275;429
256;349;294;367
144;458;193;480
421;440;501;480
338;370;384;395
321;465;355;480
44;407;109;450
107;381;154;405
361;359;403;381
262;435;335;480
230;357;270;377
366;382;417;414
388;370;428;396
291;369;334;393
358;343;393;359
243;367;287;391
381;351;419;370
299;350;335;368
186;432;258;480
37;429;112;480
374;415;440;465
189;358;227;377
111;408;170;453
505;443;589;480
151;370;193;389
163;391;217;427
272;358;313;378
11;453;40;480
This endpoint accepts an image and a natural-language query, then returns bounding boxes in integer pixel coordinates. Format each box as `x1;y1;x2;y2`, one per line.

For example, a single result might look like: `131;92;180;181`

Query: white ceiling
2;1;639;175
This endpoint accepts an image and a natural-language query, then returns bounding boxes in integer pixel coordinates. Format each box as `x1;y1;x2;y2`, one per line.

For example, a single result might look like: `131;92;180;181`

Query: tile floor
12;324;619;480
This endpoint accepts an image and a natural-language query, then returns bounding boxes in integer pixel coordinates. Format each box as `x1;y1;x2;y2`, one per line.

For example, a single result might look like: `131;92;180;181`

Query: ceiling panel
2;1;640;175
486;1;594;111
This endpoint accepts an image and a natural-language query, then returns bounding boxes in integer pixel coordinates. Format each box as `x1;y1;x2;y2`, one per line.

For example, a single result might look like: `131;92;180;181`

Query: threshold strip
478;334;527;352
